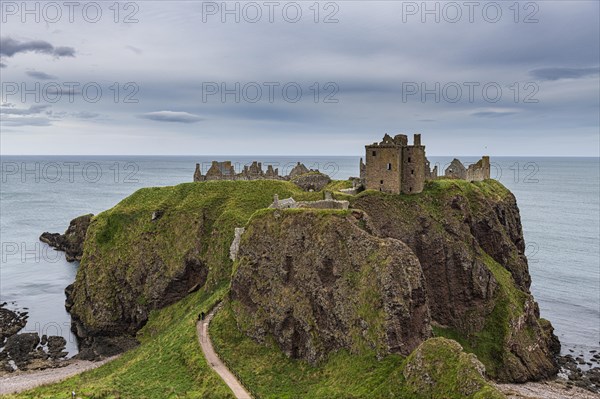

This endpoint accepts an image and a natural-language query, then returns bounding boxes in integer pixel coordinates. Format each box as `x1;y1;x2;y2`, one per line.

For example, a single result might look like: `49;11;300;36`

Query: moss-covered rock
402;337;505;399
39;213;93;262
291;171;331;191
67;180;322;355
230;209;431;364
351;179;559;382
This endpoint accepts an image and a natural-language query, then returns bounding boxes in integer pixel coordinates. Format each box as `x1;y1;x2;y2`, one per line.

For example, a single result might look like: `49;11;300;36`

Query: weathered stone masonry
360;133;491;194
360;133;434;194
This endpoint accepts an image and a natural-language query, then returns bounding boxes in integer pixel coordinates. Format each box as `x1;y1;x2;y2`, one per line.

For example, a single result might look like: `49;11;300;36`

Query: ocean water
0;156;598;360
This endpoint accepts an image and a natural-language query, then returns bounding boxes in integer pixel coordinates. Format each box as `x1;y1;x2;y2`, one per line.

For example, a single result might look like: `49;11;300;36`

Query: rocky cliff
63;181;323;358
40;213;93;262
351;179;559;382
230;209;431;363
56;178;557;385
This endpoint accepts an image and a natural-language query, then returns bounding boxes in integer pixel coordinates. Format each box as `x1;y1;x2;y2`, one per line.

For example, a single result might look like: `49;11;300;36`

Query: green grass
323;179;354;192
8;179;517;398
8;285;232;399
71;180;323;333
210;302;504;399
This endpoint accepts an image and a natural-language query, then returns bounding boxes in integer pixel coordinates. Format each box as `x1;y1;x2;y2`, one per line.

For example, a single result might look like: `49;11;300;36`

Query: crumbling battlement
194;161;317;182
361;134;490;194
444;157;490;182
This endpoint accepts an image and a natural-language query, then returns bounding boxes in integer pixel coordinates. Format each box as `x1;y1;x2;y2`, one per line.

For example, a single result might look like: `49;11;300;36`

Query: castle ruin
444;157;490;182
360;133;436;194
360;134;490;194
193;161;316;182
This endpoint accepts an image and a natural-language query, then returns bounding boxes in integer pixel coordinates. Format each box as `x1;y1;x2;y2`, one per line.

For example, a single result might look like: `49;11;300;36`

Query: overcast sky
0;1;598;156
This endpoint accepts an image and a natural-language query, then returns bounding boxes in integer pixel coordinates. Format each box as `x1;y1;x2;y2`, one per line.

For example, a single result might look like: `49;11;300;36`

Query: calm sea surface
1;156;598;359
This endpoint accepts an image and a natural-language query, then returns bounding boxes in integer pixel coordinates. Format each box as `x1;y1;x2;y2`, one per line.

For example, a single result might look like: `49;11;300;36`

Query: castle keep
360;133;435;194
360;133;490;194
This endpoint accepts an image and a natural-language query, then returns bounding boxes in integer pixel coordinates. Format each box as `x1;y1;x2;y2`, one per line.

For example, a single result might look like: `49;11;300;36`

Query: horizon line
1;154;599;158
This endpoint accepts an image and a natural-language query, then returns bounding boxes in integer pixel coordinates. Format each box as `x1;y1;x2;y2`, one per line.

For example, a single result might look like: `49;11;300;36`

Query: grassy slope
11;180;320;399
10;179;513;398
8;286;231;399
210;302;503;399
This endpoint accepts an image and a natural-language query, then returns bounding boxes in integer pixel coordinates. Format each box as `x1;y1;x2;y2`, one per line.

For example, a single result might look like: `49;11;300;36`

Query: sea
0;156;598;361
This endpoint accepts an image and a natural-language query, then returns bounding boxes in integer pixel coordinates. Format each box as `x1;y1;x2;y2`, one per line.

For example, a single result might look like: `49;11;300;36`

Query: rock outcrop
0;332;69;373
63;180;319;359
40;214;93;262
230;209;431;364
0;303;28;346
402;338;505;398
291;172;331;192
351;179;559;382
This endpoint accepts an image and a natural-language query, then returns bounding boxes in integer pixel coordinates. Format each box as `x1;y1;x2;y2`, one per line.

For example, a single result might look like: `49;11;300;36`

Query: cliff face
61;178;557;384
65;181;324;357
351;180;559;382
230;209;431;364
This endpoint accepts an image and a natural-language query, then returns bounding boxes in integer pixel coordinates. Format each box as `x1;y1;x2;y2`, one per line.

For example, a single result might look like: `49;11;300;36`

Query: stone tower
363;133;430;194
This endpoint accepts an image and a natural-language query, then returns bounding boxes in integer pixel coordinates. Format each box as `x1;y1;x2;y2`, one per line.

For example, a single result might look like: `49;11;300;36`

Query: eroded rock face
292;172;331;192
351;180;559;382
66;208;210;359
40;214;93;262
230;210;431;364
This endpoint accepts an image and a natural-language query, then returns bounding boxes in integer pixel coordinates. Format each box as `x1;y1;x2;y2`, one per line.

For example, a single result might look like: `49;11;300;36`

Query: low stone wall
269;194;349;210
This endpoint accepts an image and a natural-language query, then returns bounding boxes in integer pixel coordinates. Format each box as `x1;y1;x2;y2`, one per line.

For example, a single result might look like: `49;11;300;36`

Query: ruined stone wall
445;159;467;179
194;161;305;182
401;145;426;194
364;144;402;194
269;195;349;210
466;156;490;182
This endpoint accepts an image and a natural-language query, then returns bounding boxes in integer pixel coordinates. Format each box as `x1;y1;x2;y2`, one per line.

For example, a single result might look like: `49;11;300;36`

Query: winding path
0;356;118;395
196;304;252;399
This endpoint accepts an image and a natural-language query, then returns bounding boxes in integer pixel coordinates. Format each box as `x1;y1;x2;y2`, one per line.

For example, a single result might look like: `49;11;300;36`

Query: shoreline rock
0;303;28;346
0;332;69;374
39;213;93;262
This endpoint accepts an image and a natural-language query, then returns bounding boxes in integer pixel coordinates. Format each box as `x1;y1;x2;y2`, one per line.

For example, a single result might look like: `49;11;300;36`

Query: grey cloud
529;67;600;81
126;45;142;54
138;111;203;123
471;111;517;118
0;37;75;58
0;62;6;68
1;116;52;127
0;104;51;115
26;71;58;80
73;111;100;119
